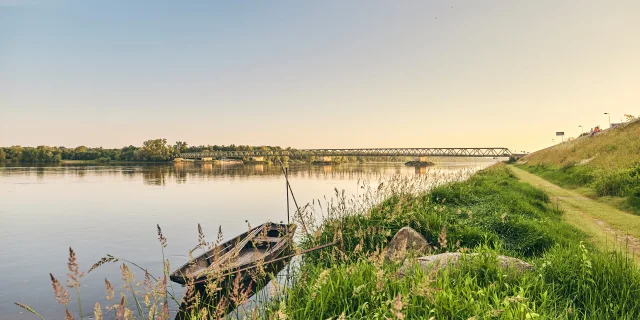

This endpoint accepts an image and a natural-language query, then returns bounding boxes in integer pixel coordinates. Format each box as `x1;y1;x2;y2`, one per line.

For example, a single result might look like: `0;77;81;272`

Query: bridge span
178;148;514;161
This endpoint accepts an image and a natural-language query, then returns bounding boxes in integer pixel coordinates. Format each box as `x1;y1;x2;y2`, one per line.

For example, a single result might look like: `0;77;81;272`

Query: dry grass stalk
438;225;448;250
50;273;70;305
65;307;75;320
105;279;115;300
157;224;167;248
14;302;45;320
116;296;126;319
66;247;84;288
88;254;118;273
93;302;103;320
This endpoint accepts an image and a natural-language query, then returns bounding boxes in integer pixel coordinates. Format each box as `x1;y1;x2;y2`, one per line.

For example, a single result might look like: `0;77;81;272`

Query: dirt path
509;166;640;261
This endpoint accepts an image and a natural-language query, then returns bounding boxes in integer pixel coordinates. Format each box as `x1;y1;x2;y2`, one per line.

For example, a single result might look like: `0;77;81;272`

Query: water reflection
0;161;496;319
1;161;493;187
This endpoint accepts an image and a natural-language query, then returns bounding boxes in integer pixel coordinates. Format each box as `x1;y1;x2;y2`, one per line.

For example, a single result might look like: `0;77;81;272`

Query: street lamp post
604;113;611;128
579;125;583;135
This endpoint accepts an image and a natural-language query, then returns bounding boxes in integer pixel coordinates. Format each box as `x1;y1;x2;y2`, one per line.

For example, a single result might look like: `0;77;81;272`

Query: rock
398;252;533;277
382;227;429;261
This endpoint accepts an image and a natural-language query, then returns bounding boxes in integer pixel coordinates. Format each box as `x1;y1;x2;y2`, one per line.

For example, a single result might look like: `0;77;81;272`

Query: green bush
593;166;640;197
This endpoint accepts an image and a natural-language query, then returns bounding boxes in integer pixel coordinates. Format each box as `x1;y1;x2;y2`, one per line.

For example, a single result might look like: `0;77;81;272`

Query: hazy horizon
2;1;639;153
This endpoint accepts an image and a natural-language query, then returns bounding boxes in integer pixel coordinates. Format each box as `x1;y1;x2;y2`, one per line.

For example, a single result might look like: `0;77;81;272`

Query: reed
15;164;640;319
263;164;640;319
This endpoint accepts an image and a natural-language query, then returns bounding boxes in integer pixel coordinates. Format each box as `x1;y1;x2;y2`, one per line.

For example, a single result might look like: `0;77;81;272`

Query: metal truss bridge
179;148;513;159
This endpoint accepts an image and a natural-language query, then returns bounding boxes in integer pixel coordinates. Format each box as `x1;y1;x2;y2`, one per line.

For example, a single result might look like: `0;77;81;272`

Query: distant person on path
590;128;594;136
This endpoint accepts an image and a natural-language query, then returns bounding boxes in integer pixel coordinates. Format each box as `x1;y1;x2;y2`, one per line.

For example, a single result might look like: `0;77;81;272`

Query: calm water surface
0;161;495;319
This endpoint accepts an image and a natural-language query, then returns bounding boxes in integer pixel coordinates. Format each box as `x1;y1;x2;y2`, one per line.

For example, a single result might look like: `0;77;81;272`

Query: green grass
518;119;640;215
522;120;640;171
510;165;640;259
18;164;640;319
518;164;640;215
264;165;640;319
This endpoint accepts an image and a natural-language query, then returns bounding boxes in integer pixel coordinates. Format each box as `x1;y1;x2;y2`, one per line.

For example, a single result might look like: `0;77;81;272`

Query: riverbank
12;163;640;319
516;119;640;215
510;165;640;261
262;164;640;319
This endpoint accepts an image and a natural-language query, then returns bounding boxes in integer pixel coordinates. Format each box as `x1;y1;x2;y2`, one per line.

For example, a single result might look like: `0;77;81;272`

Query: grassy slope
265;165;640;319
522;120;640;170
510;165;640;260
518;120;640;214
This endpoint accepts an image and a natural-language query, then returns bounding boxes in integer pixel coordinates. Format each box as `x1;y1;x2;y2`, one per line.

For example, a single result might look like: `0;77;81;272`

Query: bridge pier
251;156;265;162
322;156;332;162
200;157;213;162
416;156;429;162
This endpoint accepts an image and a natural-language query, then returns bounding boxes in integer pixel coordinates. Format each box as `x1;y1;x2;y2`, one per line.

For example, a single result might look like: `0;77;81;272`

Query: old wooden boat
170;222;296;286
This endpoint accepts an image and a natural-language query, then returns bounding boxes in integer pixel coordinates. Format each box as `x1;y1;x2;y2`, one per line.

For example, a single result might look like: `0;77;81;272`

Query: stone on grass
382;226;429;261
398;252;533;277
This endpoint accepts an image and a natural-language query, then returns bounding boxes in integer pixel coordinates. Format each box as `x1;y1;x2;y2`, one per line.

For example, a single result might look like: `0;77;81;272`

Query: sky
1;0;639;153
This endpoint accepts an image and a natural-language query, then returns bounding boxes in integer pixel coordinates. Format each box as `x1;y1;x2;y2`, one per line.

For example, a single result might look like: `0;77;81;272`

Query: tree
174;141;188;155
74;146;88;153
8;145;23;161
0;148;5;162
624;114;637;122
137;139;172;161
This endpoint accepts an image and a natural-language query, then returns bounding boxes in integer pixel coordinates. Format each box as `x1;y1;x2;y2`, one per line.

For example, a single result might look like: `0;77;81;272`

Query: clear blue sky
2;0;639;152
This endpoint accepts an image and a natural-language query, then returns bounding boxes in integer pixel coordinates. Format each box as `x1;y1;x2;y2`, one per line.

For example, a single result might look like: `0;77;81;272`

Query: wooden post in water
285;167;290;224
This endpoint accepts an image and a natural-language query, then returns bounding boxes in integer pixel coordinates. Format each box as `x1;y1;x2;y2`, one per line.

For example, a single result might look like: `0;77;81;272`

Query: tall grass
265;164;640;319
15;164;640;319
519;164;640;214
518;119;640;214
522;119;640;171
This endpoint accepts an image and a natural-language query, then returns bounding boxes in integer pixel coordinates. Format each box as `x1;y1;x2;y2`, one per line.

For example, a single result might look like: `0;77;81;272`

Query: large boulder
382;226;429;261
398;252;533;277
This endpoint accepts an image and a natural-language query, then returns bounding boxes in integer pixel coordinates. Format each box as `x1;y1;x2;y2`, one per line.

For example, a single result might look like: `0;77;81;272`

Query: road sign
556;132;565;136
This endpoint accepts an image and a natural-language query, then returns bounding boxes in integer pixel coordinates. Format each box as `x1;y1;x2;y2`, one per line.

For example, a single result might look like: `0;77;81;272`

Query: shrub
593;166;640;197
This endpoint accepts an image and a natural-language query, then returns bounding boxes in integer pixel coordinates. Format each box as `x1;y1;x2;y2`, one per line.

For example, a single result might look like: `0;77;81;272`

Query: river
0;161;496;319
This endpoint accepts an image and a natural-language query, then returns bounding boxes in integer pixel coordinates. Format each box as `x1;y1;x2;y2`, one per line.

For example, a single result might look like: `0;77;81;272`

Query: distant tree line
0;139;411;164
0;139;177;163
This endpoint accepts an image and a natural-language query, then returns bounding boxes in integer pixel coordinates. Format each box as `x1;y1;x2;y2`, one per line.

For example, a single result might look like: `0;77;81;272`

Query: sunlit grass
15;164;640;319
